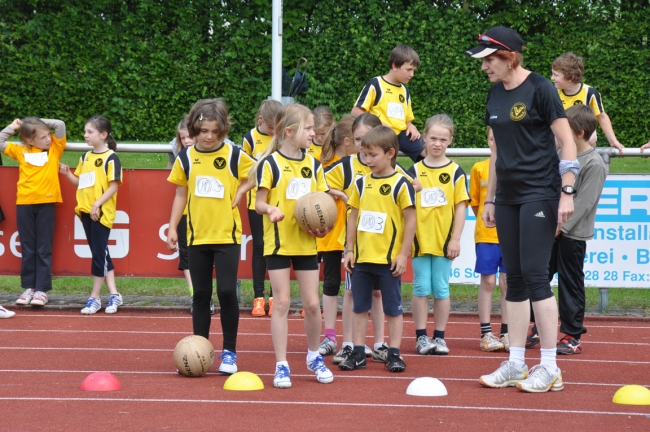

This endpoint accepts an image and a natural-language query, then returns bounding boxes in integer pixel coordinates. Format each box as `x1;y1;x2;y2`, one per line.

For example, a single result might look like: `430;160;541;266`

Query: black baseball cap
465;26;524;58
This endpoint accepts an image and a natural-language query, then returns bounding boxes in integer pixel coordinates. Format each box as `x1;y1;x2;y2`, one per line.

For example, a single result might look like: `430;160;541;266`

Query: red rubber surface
1;309;649;431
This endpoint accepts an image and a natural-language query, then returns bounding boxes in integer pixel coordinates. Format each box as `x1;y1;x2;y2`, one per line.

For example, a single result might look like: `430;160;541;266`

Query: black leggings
320;251;343;297
188;243;241;352
248;210;272;298
495;200;558;303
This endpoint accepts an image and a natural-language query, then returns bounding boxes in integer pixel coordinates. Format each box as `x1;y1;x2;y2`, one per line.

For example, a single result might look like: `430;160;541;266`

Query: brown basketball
294;192;338;233
173;335;214;377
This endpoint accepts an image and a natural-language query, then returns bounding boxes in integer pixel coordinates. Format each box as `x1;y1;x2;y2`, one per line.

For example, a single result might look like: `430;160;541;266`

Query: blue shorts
350;263;402;316
474;243;506;275
412;255;451;299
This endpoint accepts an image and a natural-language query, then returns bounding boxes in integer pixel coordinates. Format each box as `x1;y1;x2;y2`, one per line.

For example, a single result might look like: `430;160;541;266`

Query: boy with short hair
351;44;424;161
552;104;607;354
340;126;416;372
551;52;625;152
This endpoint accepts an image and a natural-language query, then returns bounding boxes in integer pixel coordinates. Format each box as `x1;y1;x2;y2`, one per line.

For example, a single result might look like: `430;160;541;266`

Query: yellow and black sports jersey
469;159;499;244
348;172;415;265
242;127;273;210
354;76;415;134
305;140;323;161
407;160;469;257
168;143;255;246
256;151;329;256
558;84;604;116
75;150;122;229
317;154;346;252
4;134;66;205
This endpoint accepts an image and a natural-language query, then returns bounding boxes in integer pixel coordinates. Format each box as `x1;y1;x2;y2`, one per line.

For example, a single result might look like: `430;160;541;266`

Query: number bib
386;102;405;121
420;187;447;208
195;176;224;199
78;172;96;190
24;151;48;167
286;178;311;200
358;210;387;234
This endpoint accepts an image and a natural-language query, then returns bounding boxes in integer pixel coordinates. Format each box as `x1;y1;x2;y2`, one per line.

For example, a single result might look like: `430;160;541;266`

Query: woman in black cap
466;26;579;393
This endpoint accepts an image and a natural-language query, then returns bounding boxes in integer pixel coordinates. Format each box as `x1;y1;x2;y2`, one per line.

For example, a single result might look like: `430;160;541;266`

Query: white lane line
1;369;647;388
0;397;646;417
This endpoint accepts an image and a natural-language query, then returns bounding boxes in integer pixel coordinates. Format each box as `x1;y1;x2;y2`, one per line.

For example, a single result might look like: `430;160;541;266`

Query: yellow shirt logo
510;102;527;121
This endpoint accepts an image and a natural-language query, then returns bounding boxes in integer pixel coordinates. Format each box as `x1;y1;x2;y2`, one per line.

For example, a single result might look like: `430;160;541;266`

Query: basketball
294;192;338;233
173;335;214;377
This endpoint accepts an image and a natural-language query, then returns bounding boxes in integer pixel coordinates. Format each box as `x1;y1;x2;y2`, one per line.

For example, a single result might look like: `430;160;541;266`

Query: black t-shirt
484;72;566;204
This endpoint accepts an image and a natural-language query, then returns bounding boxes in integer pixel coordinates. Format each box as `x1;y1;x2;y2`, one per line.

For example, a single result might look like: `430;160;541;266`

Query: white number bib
24;151;48;167
78;172;96;190
386;102;405;121
421;187;447;208
358;210;387;234
195;176;224;199
286;178;311;200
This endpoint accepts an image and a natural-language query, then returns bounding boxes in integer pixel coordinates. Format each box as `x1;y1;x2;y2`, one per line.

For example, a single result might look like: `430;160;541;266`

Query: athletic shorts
350;263;402;316
412;255;451;299
474;243;506;275
266;254;319;271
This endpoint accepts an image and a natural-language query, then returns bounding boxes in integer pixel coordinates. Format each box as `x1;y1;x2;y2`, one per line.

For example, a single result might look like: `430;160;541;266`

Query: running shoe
431;337;450;355
557;336;582;355
105;293;123;314
385;352;406;373
307;355;334;383
373;343;388;363
364;345;372;357
252;297;266;317
218;350;237;375
318;336;338;356
499;333;510;352
268;297;273;316
273;364;291;389
0;305;16;318
16;288;35;305
30;291;48;306
81;297;102;315
338;349;366;371
480;332;505;352
332;345;352;365
517;364;564;393
526;325;540;349
479;360;528;388
416;335;436;355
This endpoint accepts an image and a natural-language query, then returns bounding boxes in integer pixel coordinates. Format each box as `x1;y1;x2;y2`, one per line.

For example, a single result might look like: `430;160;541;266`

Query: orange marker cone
80;372;122;392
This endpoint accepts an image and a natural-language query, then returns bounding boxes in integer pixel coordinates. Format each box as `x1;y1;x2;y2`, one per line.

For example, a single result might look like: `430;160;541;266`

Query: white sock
275;361;289;370
540;348;558;370
342;342;353;349
374;342;385;351
306;349;320;363
509;347;526;368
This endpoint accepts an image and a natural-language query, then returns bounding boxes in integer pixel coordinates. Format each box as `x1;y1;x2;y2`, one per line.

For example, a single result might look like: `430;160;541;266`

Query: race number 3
286;178;311;200
358;210;387;234
195;176;224;199
421;187;447;208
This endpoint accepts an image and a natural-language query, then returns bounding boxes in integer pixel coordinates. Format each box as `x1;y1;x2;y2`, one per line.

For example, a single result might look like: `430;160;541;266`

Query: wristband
484;201;494;205
344;249;354;254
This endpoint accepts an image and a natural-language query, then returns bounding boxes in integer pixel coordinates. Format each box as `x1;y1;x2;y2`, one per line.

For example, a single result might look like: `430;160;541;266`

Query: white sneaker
16;288;35;305
479;360;528;388
0;305;16;318
431;337;450;355
30;291;49;306
307;355;334;384
81;297;101;314
218;350;237;375
416;335;436;355
318;337;338;356
517;364;564;393
500;333;510;352
480;332;504;352
105;293;123;314
273;364;291;388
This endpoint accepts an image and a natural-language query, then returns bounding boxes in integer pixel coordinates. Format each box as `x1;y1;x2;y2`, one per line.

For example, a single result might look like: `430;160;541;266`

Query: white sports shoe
104;293;123;314
30;291;49;306
218;350;237;375
416;335;436;355
480;332;505;352
307;355;334;384
318;337;338;356
517;364;564;393
273;364;291;389
16;288;35;305
0;305;16;318
431;337;450;355
479;360;528;388
81;297;102;315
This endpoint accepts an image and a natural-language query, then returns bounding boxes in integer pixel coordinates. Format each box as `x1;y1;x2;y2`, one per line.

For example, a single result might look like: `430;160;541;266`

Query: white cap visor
465;46;498;58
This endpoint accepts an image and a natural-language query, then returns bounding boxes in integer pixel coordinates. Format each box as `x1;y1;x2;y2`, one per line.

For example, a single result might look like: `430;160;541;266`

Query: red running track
1;309;649;431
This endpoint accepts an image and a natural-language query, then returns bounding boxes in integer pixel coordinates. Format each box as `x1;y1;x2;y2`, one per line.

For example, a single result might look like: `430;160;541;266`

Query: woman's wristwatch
561;185;576;195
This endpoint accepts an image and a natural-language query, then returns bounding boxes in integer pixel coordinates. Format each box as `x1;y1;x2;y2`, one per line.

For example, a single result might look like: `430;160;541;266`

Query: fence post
599;287;609;313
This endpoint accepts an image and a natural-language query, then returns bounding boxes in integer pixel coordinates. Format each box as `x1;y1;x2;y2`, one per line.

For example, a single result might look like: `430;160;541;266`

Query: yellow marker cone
612;385;650;406
223;371;264;391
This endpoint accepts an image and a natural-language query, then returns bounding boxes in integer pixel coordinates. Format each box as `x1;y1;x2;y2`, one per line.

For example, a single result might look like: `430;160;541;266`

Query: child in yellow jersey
341;126;416;373
165;99;255;375
306;105;333;160
1;117;67;307
243;99;282;317
251;103;346;388
316;114;356;358
60;116;123;315
407;114;468;356
470;127;509;352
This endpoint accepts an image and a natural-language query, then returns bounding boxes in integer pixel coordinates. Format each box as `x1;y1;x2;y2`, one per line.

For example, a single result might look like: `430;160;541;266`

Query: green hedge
1;0;648;148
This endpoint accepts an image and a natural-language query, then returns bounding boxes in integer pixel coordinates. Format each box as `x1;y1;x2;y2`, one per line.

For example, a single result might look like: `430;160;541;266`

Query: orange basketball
294;192;338;233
